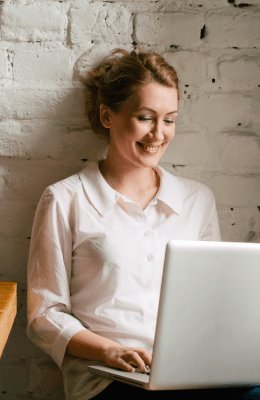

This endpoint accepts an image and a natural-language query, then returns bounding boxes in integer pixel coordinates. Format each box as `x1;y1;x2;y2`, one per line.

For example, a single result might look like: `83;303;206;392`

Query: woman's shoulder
39;162;99;207
161;167;215;199
178;175;214;197
42;172;82;199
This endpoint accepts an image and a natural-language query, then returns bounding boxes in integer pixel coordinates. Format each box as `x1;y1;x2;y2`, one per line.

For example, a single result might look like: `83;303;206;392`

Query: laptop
88;240;260;390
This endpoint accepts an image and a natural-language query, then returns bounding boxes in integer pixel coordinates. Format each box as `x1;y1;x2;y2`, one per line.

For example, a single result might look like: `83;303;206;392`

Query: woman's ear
100;104;112;129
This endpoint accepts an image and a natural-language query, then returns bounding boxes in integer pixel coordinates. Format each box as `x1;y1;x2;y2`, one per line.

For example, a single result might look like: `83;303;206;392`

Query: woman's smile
100;81;178;169
136;142;162;153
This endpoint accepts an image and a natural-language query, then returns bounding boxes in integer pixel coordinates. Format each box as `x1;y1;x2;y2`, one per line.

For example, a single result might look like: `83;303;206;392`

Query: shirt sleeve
26;186;88;369
199;187;222;242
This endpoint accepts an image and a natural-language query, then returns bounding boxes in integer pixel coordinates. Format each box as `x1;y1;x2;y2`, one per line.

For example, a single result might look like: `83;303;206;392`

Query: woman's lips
137;142;161;153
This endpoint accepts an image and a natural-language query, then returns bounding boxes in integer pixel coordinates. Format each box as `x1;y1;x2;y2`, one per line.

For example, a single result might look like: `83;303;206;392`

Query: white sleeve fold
26;186;87;369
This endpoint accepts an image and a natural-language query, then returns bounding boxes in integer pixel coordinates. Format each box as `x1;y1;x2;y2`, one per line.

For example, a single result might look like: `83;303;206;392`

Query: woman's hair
84;48;179;138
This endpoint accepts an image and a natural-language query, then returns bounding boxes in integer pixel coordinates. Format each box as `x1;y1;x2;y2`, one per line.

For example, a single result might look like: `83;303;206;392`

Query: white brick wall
135;12;204;47
70;1;132;44
0;48;7;77
205;11;260;48
1;1;68;42
0;0;260;398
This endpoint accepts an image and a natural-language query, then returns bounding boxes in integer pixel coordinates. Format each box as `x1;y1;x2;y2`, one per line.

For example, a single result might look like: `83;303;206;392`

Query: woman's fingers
123;350;148;372
103;346;152;373
133;347;152;367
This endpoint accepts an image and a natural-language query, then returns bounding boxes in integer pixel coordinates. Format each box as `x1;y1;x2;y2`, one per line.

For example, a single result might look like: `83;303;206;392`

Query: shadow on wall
1;325;64;397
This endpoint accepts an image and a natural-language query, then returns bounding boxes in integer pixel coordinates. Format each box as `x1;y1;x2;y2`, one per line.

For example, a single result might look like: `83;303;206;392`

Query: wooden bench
0;282;17;358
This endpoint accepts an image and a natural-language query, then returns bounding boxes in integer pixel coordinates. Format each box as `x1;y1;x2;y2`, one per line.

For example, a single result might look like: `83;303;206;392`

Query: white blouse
27;161;221;373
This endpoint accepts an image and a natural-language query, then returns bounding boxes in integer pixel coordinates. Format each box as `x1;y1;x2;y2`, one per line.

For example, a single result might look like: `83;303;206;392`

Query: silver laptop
88;240;260;390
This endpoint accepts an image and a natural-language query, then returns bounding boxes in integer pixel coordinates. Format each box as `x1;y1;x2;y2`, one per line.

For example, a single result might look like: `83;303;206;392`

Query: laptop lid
89;240;260;390
149;240;260;390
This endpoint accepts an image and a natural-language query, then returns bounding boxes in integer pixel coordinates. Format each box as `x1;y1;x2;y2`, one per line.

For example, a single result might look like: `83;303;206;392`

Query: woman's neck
99;157;160;207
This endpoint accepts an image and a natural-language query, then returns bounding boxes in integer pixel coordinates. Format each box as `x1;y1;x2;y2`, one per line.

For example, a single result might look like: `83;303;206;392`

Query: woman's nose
149;121;164;140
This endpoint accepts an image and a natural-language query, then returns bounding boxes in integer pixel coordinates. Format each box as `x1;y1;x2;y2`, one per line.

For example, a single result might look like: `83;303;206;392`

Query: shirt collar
155;165;184;215
79;161;184;216
79;161;121;216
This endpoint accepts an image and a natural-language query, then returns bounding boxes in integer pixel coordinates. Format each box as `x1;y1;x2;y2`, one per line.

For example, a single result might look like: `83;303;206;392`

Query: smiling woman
85;49;180;208
98;82;178;207
26;48;222;400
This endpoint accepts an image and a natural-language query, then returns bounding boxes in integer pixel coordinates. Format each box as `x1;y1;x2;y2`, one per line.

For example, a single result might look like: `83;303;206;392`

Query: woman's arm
27;186;88;369
66;329;152;373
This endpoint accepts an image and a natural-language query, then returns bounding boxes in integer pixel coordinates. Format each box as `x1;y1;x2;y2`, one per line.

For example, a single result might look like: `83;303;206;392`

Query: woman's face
100;81;178;169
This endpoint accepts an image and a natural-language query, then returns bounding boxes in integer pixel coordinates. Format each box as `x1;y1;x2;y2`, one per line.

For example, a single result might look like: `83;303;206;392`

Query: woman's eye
138;117;152;121
164;120;175;124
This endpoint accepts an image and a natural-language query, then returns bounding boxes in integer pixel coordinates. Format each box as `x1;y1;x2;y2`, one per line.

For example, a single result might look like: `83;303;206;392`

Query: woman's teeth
138;143;159;152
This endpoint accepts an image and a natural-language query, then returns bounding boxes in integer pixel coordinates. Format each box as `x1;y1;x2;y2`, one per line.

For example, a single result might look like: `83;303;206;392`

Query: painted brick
161;131;210;165
207;175;260;207
218;59;260;89
218;206;260;243
205;11;260;48
19;121;67;160
1;121;107;161
0;236;28;277
0;121;67;159
234;0;260;4
0;0;68;42
190;94;252;130
0;160;82;201
252;99;260;126
176;0;230;6
0;201;37;238
229;208;260;243
0;121;21;157
162;163;212;186
0;87;86;120
175;97;189;127
163;51;210;87
64;129;109;162
216;133;260;171
13;50;73;83
70;1;132;45
0;49;8;78
135;12;204;48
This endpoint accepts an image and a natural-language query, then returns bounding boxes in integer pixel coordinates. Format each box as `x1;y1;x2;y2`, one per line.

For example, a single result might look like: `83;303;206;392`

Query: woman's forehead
124;82;178;114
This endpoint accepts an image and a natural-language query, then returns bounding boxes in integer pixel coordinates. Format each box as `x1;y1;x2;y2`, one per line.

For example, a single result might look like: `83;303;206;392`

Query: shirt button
148;303;154;309
144;231;151;237
146;280;154;288
147;254;154;261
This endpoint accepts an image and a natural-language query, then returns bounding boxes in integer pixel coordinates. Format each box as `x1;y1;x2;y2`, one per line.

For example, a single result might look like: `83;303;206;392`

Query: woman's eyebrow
136;106;178;115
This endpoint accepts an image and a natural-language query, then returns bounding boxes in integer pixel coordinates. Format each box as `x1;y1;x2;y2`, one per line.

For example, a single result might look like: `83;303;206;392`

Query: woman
27;48;238;399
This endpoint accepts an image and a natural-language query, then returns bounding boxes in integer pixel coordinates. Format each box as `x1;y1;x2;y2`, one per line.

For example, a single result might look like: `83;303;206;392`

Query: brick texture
0;49;7;78
205;11;260;48
70;1;132;44
135;12;204;48
0;1;68;42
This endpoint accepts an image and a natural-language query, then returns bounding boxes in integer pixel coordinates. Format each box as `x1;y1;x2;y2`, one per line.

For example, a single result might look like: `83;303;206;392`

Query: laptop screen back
149;240;260;390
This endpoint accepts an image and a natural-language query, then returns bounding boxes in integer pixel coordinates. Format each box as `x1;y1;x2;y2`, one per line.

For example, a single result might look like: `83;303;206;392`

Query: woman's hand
102;345;152;373
66;330;152;373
